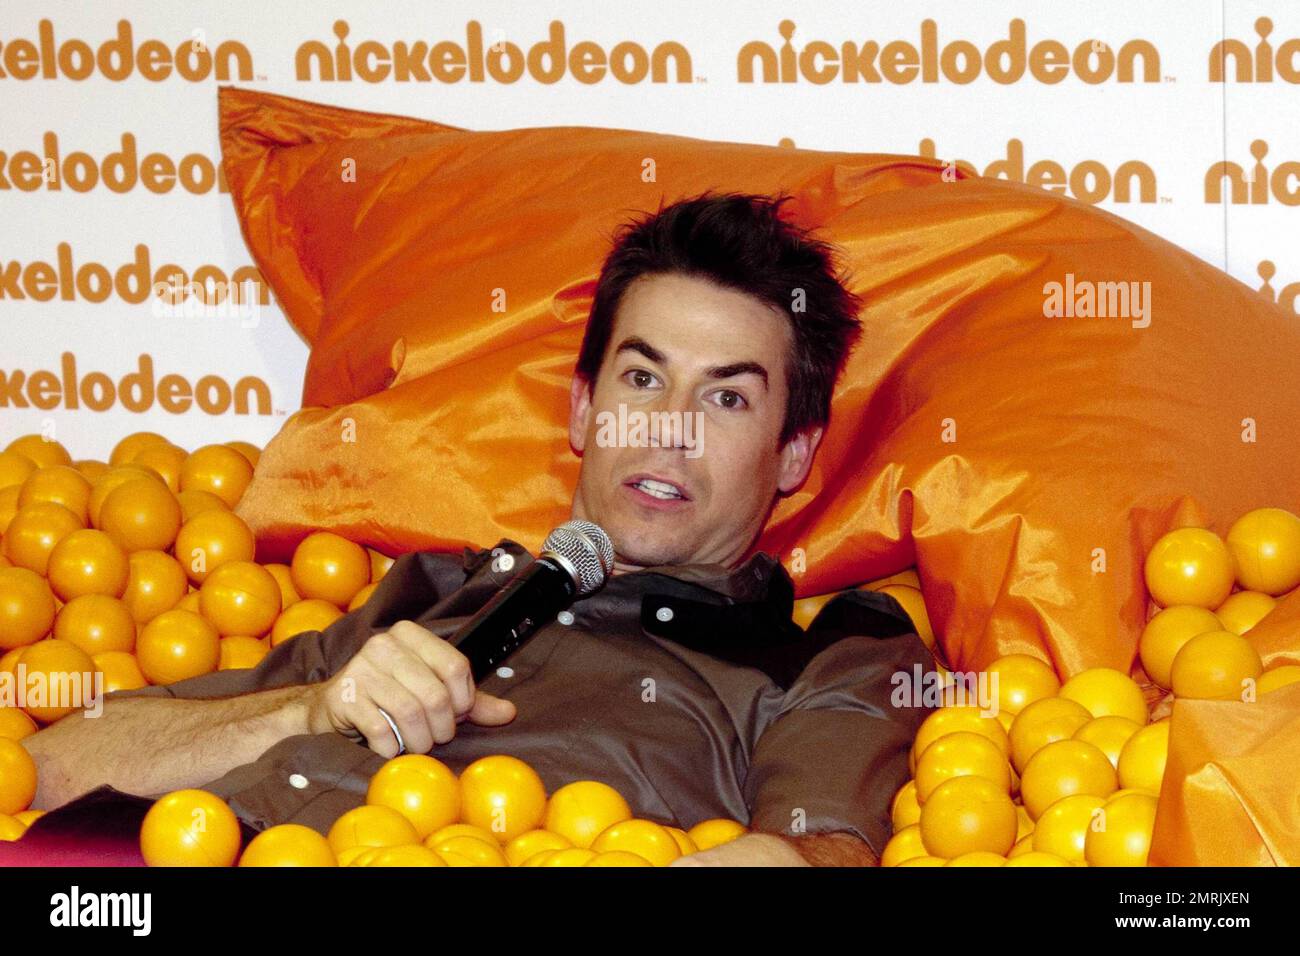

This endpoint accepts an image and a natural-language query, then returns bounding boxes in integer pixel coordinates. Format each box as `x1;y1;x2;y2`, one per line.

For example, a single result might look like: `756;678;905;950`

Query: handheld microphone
374;520;614;754
454;519;615;681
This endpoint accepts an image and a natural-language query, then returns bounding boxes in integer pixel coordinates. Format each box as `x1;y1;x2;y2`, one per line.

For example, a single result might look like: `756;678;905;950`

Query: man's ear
569;374;594;454
777;425;824;494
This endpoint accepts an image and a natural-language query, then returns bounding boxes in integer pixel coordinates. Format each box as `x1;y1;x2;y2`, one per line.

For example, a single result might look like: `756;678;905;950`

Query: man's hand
670;830;879;867
304;620;517;757
670;833;810;867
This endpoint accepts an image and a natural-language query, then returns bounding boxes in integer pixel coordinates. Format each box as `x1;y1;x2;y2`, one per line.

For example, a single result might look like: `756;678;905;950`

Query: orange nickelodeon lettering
0;132;227;194
738;19;1160;85
0;354;272;416
0;243;267;305
0;19;253;82
294;19;691;85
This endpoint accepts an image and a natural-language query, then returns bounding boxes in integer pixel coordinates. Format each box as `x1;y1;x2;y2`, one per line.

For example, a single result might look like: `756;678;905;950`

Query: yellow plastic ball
1144;527;1235;609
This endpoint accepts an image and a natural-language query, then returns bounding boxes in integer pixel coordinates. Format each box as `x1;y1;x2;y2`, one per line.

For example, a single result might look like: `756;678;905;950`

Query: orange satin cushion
222;87;1300;677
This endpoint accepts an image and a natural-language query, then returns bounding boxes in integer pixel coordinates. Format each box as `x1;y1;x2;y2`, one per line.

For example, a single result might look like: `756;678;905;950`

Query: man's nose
646;387;695;450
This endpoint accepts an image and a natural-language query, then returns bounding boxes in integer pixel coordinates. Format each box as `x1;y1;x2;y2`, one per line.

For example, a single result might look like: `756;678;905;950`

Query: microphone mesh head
542;520;614;596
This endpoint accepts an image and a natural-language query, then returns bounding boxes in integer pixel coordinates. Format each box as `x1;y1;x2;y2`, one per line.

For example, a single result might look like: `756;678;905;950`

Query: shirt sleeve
742;589;937;855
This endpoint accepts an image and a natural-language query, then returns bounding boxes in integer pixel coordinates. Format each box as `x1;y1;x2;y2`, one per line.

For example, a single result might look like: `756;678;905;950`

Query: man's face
569;272;822;571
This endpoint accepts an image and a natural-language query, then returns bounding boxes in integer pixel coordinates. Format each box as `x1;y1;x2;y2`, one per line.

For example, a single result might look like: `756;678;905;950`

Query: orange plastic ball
1144;527;1234;609
327;804;420;856
17;638;98;723
46;529;129;601
176;489;228;522
686;818;748;851
915;731;1013;801
92;651;148;693
139;789;241;867
1085;791;1157;867
109;432;171;467
1009;696;1094;773
0;450;37;490
1170;629;1263;701
270;598;344;646
1031;793;1106;862
366;754;462;839
505;830;573;866
0;737;38;815
459;755;548;843
0;567;57;650
1117;720;1170;794
1058;667;1149;725
2;501;84;574
543;780;633;849
0;706;39;741
984;654;1060;716
918;775;1018;858
99;477;182;553
1020;739;1118;819
590;819;681;866
88;464;164;528
0;485;21;535
263;563;301;609
290;532;370;608
179;444;254;509
1215;591;1278;635
136;609;220;685
130;443;189;493
4;435;71;469
0;647;23;679
198;561;281;637
173;510;256;586
18;465;91;523
1259;665;1300;695
1139;605;1222;689
73;460;109;482
53;594;136;655
121;550;189;624
912;705;1011;765
224;441;261;468
369;548;395;583
1226;507;1300;595
347;582;378;612
218;636;270;671
238;823;336;867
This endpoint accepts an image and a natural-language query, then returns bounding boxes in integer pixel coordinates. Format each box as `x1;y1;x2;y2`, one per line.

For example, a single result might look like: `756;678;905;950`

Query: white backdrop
2;0;1296;460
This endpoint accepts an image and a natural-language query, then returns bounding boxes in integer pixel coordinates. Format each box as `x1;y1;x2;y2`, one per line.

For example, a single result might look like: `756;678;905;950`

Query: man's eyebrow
613;335;769;389
613;336;665;365
706;361;768;389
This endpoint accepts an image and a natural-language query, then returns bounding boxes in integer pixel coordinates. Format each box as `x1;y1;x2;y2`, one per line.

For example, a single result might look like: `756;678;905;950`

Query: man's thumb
467;693;517;726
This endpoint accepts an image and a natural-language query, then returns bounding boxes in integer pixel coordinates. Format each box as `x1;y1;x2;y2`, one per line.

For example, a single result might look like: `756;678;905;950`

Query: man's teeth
633;479;684;500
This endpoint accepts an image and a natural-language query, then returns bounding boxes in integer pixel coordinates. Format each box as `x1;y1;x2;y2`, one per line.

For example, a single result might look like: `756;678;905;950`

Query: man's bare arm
776;830;880;867
22;685;313;809
21;620;515;810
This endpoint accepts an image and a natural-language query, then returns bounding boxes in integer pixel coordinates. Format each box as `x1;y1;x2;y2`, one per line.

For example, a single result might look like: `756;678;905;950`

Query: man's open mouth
625;475;690;501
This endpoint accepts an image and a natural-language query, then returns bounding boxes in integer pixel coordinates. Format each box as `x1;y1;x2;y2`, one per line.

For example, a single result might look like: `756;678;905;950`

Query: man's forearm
777;831;880;867
21;685;313;810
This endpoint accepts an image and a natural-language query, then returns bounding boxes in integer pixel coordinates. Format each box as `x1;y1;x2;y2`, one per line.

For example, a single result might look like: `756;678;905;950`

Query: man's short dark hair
576;191;864;446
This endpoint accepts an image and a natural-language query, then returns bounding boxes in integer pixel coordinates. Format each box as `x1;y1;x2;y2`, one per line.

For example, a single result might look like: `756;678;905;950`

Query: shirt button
288;773;309;790
656;606;674;623
495;666;515;679
557;610;574;625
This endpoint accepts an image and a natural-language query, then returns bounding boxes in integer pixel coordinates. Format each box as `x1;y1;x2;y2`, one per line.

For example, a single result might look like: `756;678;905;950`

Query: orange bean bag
221;86;1300;679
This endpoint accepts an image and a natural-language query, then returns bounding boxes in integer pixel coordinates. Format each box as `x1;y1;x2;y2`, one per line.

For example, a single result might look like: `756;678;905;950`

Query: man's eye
625;369;658;388
711;389;747;410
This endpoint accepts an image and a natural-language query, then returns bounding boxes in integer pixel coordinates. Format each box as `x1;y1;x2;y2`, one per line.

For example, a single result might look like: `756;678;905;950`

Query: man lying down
22;193;934;867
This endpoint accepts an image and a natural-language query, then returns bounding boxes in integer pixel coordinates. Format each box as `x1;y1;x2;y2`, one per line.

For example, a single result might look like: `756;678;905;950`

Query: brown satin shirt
114;540;933;854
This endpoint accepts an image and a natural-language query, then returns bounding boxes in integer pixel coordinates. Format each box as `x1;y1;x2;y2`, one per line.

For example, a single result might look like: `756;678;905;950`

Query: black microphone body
454;556;578;681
